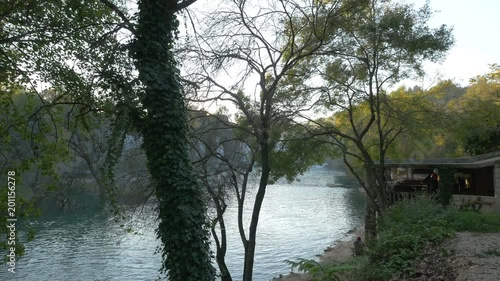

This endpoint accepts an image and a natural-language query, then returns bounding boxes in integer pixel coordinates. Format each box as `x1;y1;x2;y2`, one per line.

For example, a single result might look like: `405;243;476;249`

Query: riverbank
274;229;500;281
273;226;365;281
273;196;500;281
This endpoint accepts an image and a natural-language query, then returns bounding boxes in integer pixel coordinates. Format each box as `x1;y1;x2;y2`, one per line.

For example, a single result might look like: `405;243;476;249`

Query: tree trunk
364;195;377;241
217;250;232;281
209;191;232;281
364;165;379;241
133;1;214;280
243;136;270;281
212;220;232;281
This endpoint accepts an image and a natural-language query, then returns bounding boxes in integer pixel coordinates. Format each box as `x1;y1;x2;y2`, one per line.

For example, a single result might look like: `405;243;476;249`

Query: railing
387;191;417;204
385;179;430;205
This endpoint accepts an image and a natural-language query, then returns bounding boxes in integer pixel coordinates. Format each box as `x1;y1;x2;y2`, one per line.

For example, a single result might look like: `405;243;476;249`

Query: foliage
268;124;330;183
340;197;500;280
369;69;499;160
446;210;500;232
4;0;217;278
370;197;453;274
290;196;500;281
285;258;348;281
182;1;367;279
0;0;135;256
0;86;68;260
301;0;454;240
456;197;484;213
390;65;500;159
131;1;215;280
3;0;218;279
459;65;500;155
0;0;134;192
464;129;500;155
383;81;467;159
437;167;454;206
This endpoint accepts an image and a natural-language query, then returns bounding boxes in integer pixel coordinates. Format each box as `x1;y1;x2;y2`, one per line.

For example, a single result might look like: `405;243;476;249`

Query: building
377;150;500;213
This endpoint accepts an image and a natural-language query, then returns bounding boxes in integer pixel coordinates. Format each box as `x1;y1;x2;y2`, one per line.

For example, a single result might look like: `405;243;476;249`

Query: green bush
446;209;500;232
285;258;349;281
366;196;454;279
349;260;392;281
288;196;500;281
361;196;500;280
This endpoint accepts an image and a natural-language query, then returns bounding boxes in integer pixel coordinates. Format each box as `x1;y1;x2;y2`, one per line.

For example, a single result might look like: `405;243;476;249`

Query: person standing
354;237;365;256
430;168;440;194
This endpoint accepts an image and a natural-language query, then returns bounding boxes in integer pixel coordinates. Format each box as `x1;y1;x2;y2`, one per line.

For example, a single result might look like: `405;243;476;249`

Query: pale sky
401;0;500;88
186;0;500;94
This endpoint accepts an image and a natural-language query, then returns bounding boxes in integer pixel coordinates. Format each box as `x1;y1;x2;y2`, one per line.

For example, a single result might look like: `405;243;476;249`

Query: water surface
1;166;364;280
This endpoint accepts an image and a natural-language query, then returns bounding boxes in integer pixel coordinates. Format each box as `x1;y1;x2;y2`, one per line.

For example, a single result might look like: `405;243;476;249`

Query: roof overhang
375;150;500;169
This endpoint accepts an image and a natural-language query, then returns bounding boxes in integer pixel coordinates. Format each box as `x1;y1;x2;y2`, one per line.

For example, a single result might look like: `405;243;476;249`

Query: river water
2;165;364;281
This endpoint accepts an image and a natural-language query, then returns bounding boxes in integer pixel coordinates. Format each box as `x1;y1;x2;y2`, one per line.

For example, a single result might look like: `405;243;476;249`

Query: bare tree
188;110;254;281
181;0;360;279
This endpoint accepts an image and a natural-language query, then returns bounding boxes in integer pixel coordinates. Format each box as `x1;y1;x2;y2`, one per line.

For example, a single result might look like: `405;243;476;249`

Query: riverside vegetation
1;1;499;280
288;195;500;281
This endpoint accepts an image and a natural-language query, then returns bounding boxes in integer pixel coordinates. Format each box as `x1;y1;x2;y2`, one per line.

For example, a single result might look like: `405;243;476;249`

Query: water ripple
1;167;364;281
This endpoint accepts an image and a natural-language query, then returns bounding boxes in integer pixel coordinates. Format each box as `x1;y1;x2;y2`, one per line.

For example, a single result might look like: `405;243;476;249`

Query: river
1;165;365;281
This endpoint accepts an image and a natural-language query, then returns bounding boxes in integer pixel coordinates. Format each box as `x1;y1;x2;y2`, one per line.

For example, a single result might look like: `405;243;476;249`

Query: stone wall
450;163;500;213
451;194;496;213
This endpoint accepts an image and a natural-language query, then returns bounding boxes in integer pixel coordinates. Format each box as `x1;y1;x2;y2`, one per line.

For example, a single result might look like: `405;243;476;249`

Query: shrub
366;196;455;279
437;167;455;207
285;258;347;281
446;209;500;232
288;196;500;281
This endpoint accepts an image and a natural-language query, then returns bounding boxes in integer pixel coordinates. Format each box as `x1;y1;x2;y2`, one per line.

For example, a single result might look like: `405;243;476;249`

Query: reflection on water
1;166;364;281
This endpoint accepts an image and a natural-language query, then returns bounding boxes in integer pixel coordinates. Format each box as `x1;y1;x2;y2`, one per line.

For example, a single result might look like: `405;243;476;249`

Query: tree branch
177;0;198;11
99;0;136;35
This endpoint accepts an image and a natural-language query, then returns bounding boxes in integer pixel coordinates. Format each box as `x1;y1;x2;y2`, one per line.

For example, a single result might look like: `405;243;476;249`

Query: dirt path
447;232;500;281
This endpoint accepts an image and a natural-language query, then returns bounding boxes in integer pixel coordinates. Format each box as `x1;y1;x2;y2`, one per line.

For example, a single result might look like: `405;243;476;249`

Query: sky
185;0;500;109
400;0;500;88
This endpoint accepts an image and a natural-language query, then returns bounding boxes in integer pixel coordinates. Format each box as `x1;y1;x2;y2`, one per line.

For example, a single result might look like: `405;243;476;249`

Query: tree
3;0;217;278
297;0;453;239
128;0;215;280
458;65;500;155
181;0;358;279
1;0;137;262
188;110;253;281
0;86;68;258
0;0;136;199
382;81;466;160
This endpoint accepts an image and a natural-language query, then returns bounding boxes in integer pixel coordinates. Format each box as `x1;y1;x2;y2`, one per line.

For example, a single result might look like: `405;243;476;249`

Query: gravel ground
447;232;500;281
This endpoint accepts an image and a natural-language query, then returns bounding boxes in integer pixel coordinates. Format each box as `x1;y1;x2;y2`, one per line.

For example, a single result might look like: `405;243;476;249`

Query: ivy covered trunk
132;1;215;280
